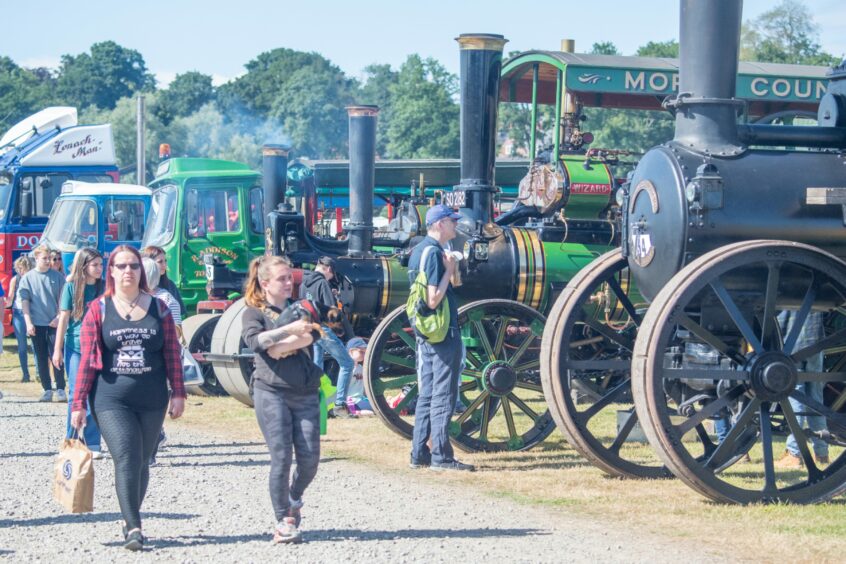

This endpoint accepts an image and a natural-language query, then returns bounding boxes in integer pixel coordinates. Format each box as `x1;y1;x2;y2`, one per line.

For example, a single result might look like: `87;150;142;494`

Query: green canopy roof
501;51;828;116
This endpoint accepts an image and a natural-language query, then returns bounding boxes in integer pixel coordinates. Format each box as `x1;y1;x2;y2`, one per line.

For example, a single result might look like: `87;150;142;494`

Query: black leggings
94;407;166;531
31;325;64;391
254;387;321;522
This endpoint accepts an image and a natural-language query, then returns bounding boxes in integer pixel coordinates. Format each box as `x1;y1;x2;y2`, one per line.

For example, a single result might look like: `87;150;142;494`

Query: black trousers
31;325;64;391
94;406;167;531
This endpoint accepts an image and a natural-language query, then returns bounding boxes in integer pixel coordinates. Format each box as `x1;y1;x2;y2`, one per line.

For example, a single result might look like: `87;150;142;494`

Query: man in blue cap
407;204;474;472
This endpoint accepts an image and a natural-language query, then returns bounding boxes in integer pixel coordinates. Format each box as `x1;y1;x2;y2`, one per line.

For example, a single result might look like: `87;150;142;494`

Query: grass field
3;336;846;561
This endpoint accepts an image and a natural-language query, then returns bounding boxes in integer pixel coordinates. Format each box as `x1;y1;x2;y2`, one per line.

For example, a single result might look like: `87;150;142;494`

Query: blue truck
0;107;119;332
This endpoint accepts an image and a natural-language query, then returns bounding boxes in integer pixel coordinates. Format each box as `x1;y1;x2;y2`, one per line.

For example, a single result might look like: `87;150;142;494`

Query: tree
386;55;459;159
156;71;215;125
358;63;398;156
0;58;57;134
636;40;679;58
215;48;356;158
271;65;355;158
591;42;620;56
740;0;839;66
80;93;174;183
57;41;155;110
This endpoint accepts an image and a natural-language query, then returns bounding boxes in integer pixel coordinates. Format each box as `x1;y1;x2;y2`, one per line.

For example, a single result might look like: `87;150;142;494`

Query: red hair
105;245;150;297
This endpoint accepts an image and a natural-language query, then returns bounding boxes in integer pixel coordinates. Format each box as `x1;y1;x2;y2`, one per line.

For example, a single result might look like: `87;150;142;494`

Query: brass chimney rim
262;144;291;157
456;33;508;51
346;105;380;117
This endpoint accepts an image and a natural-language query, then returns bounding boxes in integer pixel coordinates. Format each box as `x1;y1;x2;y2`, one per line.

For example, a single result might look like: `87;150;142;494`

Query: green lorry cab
143;158;265;314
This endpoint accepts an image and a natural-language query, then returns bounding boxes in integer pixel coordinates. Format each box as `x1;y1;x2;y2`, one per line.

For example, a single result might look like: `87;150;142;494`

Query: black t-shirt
91;298;169;412
241;303;322;393
407;236;459;329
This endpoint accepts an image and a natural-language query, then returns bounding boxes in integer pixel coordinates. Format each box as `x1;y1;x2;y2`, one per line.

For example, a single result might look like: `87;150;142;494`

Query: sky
5;0;846;87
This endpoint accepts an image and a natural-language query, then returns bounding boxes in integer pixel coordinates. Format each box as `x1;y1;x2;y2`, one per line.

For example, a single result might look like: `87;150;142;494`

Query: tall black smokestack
262;144;290;227
673;0;743;154
346;105;378;257
454;33;508;226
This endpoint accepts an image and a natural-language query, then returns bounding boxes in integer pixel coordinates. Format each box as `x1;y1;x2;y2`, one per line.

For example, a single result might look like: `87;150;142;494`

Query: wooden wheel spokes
451;299;555;453
540;249;670;479
632;241;846;504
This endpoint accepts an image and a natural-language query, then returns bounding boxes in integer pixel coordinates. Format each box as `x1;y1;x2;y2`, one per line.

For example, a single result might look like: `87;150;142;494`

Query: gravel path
0;390;728;562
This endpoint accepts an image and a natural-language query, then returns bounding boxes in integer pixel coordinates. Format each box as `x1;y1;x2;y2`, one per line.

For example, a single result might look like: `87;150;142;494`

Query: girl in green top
54;248;105;454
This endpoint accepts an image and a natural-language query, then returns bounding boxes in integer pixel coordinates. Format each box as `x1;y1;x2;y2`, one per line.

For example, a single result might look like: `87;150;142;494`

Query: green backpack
406;245;450;344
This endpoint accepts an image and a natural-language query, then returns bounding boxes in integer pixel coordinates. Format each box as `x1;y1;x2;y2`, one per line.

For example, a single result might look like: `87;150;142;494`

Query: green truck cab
143;158;265;314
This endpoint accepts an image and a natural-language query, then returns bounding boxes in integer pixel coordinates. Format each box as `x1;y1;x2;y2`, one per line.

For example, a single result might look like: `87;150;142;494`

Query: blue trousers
65;348;102;450
411;328;463;465
313;327;354;406
12;308;33;382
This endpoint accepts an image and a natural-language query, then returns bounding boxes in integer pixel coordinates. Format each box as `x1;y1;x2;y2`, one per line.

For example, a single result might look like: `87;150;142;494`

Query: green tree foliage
636;40;679;58
216;48;356;158
156;71;215;125
740;0;839;66
57;41;155;110
358;63;398;156
80;93;172;183
0;58;57;134
386;55;459;159
591;42;620;56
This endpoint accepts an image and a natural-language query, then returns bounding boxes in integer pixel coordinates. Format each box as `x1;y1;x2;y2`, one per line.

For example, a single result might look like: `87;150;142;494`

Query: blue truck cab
40;181;151;271
0;107;118;331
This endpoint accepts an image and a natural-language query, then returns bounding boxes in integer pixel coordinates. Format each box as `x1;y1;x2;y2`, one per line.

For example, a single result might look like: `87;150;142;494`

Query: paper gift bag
53;438;94;513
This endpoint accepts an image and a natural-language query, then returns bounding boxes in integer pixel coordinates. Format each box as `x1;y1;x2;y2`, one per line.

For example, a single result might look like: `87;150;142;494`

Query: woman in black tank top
70;246;186;551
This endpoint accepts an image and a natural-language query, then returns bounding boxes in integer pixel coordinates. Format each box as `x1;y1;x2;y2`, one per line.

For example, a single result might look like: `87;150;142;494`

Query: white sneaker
38;390;53;402
92;450;108;460
55;389;67;402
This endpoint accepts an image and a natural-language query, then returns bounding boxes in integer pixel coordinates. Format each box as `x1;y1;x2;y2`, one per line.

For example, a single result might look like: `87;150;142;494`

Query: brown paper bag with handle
53;437;94;513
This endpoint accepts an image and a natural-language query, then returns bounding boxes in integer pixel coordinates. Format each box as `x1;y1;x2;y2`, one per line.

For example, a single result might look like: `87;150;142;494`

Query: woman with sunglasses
70;245;185;551
53;248;105;457
50;250;64;274
18;245;66;402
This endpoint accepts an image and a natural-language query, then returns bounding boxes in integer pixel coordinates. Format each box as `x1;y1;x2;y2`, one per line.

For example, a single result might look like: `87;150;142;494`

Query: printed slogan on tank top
109;326;158;375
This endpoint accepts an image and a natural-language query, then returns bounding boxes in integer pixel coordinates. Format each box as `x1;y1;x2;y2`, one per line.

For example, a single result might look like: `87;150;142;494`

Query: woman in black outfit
241;255;323;544
70;245;185;551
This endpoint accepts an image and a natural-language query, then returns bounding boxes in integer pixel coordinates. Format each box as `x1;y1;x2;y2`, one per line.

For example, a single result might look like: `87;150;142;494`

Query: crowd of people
4;207;830;550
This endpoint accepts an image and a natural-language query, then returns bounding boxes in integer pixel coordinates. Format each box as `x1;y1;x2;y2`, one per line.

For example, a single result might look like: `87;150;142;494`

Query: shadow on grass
0;512;197;529
128;527;549;549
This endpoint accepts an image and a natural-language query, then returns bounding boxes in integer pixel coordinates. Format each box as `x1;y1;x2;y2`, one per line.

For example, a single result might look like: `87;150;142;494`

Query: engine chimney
454;33;508;226
346;105;379;257
672;0;743;154
262;144;290;227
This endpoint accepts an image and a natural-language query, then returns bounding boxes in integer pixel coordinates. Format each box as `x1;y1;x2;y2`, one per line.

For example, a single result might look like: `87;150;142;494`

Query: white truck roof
61;181;151;197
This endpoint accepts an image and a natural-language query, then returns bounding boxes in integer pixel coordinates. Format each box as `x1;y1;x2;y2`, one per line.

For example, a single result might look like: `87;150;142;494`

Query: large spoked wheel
363;300;555;452
182;313;227;397
453;299;555;451
541;249;670;479
363;306;419;440
633;240;846;504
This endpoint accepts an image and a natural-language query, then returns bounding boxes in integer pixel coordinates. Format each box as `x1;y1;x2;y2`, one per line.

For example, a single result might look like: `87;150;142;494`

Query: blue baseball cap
425;204;461;226
346;337;368;351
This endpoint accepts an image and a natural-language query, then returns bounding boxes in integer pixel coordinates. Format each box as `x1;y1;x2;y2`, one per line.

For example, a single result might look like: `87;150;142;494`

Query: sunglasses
113;263;141;271
51;257;62;262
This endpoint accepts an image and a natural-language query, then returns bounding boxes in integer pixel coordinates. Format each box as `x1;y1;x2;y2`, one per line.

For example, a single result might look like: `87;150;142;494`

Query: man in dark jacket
300;257;356;418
